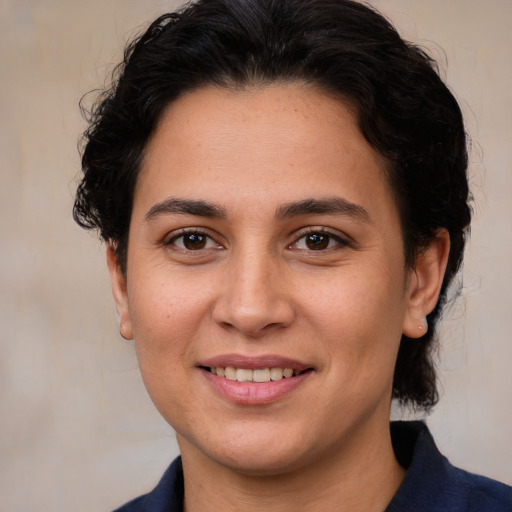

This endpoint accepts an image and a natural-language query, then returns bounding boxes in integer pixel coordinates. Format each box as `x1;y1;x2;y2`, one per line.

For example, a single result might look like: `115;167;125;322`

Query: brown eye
182;233;207;250
290;230;346;251
304;233;330;250
169;231;218;251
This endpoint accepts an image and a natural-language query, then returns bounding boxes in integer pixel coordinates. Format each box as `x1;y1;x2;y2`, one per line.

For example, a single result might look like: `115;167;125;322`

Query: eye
167;230;221;251
291;230;345;251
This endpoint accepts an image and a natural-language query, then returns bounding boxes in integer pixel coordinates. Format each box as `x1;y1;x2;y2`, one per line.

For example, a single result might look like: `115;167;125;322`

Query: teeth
270;368;283;381
283;368;293;378
236;368;253;382
253;368;270;382
208;366;301;382
225;366;236;380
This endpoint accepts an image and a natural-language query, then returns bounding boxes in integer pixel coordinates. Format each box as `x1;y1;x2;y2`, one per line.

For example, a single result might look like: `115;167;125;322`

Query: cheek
128;281;202;421
128;275;209;371
298;264;406;369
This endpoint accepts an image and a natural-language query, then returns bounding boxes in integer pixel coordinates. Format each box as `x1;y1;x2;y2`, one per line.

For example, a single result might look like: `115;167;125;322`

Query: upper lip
199;354;312;371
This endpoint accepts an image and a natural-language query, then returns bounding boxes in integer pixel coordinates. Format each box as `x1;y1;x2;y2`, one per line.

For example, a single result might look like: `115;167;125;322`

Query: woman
73;0;512;510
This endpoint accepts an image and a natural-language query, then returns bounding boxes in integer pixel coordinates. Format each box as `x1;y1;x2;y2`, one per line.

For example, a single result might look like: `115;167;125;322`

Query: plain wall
0;1;511;510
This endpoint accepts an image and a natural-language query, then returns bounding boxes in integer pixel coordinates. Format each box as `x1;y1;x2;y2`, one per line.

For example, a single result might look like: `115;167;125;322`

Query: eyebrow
145;197;227;221
144;196;370;223
275;197;371;222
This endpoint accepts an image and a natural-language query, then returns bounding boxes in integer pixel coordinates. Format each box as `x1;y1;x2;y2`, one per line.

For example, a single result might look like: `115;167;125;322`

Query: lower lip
201;370;312;405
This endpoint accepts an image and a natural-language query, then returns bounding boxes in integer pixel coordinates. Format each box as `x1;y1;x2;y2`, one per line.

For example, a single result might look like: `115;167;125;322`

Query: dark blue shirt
113;421;512;511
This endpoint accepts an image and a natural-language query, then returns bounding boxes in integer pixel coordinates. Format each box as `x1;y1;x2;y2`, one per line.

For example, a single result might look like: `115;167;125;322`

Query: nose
212;247;295;338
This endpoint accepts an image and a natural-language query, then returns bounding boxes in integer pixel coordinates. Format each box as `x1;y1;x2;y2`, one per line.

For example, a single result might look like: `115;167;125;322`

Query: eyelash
289;228;348;251
164;227;348;253
164;228;224;252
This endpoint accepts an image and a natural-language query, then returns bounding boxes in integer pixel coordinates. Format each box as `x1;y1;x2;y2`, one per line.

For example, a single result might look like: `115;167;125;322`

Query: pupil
184;233;206;250
306;233;329;250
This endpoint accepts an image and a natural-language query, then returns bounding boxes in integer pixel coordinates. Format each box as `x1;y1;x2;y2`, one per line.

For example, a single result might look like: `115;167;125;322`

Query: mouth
201;366;312;382
198;355;314;404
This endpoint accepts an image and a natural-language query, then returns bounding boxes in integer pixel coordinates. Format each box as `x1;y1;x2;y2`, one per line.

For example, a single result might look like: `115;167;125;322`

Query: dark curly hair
74;0;471;410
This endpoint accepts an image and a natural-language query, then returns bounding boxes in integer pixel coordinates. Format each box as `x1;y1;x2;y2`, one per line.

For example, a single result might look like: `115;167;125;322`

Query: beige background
0;0;511;510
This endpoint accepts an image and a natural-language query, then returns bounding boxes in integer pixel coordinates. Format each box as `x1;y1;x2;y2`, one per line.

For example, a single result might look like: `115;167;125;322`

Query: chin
178;425;316;477
213;447;310;477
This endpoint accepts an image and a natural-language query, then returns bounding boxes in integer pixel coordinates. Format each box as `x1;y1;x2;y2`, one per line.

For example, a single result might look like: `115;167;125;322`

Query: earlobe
402;229;450;339
106;242;134;340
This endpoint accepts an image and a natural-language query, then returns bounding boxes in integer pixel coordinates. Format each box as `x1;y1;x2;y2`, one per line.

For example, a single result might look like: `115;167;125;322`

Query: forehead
135;84;395;220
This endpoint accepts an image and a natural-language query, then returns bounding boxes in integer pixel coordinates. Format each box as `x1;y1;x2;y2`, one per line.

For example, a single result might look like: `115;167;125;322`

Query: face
109;84;440;475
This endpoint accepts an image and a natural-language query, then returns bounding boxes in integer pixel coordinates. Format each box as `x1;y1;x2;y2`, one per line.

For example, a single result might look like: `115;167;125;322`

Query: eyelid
288;226;351;250
164;227;225;250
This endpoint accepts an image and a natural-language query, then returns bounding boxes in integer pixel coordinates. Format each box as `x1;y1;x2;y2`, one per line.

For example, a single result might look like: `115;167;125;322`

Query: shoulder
111;457;184;512
387;421;512;512
459;469;512;512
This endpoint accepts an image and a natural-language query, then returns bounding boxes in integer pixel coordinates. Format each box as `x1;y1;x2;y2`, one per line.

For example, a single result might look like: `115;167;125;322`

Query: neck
178;420;405;512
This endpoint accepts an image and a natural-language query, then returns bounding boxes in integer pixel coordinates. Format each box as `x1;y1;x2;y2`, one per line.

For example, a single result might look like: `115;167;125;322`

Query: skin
108;84;449;511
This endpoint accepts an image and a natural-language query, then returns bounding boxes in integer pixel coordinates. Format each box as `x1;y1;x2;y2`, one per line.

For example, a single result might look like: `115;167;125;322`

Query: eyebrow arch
275;197;371;222
145;197;227;221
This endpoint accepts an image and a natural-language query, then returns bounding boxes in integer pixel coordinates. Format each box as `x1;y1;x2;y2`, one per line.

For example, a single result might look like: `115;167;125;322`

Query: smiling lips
208;366;304;382
199;356;313;404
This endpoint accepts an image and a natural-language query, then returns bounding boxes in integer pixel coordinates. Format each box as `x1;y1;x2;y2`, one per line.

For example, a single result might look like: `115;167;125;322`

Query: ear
402;229;450;339
106;242;133;340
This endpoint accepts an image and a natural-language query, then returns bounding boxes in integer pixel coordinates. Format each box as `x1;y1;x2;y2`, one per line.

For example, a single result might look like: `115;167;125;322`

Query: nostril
216;320;237;332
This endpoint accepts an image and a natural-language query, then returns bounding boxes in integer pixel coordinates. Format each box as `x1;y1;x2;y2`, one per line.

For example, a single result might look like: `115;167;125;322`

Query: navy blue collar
387;421;511;511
